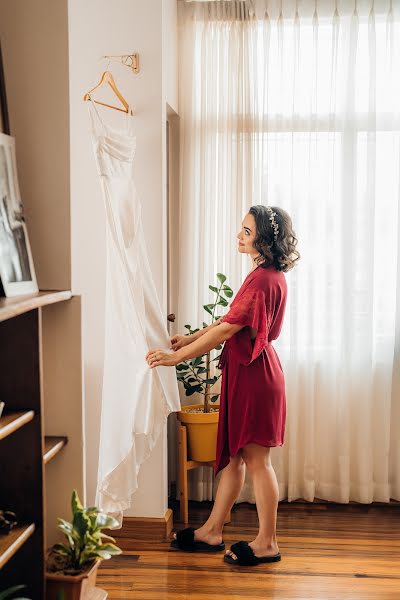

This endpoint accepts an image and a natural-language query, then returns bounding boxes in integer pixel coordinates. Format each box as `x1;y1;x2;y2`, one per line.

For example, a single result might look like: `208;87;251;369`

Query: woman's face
237;212;257;255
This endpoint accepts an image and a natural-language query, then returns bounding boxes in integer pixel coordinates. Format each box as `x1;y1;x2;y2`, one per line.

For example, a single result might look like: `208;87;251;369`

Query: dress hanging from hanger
86;94;181;527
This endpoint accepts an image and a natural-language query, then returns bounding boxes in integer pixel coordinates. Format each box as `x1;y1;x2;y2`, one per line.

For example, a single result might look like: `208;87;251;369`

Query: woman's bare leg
173;453;246;544
225;443;280;560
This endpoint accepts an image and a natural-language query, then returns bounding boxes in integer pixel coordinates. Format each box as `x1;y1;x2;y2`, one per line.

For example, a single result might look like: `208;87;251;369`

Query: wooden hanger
83;70;132;114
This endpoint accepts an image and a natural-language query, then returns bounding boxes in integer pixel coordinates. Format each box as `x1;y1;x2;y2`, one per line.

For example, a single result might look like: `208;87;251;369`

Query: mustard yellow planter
177;403;220;462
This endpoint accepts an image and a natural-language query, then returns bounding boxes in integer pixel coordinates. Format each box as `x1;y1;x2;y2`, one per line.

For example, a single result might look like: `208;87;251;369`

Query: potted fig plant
175;272;233;462
46;490;122;600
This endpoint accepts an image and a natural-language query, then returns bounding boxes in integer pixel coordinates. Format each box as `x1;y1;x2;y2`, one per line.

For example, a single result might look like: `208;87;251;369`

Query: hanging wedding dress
86;94;181;527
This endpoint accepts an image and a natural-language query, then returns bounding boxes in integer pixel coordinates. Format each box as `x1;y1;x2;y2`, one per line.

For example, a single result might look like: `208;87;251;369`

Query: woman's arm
191;317;224;341
146;318;239;368
176;320;241;363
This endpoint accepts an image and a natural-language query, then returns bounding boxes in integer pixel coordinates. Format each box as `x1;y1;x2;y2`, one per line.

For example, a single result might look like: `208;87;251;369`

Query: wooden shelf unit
0;291;84;599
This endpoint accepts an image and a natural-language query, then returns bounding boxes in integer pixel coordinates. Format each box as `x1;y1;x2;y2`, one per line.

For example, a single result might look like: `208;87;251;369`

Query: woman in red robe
146;205;300;566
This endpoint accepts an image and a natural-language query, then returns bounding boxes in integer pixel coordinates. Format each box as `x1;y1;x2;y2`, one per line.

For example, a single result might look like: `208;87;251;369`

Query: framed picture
0;133;38;296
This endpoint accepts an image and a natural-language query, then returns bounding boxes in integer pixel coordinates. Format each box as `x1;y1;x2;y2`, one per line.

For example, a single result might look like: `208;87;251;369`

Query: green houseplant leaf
175;272;232;413
0;585;30;600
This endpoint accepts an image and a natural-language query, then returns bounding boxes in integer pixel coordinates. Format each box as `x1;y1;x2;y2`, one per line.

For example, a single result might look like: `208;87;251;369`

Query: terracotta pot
46;559;100;600
177;403;220;462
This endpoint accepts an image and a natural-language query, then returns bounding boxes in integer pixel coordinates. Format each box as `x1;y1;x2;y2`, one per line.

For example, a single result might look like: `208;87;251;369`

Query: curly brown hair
248;205;300;272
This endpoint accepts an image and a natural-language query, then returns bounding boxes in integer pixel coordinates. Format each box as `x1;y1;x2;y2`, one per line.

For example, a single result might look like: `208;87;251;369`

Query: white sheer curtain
170;0;400;505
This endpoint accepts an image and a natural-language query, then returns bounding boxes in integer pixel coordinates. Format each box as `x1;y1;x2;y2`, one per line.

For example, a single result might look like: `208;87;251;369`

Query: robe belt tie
217;340;272;370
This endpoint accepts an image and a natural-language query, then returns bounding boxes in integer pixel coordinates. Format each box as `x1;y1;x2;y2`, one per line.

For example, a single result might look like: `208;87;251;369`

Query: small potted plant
46;490;122;600
175;272;233;462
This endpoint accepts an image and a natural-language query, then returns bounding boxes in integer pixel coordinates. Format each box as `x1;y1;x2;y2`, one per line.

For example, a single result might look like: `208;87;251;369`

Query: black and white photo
0;133;38;296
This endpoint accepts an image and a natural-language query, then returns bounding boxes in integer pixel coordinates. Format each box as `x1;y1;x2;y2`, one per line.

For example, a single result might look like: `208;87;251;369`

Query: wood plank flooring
97;499;400;599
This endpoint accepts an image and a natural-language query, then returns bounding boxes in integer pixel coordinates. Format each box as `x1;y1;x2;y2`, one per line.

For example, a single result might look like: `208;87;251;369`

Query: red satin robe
214;264;287;477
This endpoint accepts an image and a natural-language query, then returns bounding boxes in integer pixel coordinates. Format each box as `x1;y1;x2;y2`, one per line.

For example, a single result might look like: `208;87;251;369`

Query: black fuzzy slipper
170;527;225;552
224;541;281;566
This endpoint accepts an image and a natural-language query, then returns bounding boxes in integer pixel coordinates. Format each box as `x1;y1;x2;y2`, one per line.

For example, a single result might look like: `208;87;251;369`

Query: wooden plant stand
178;424;231;525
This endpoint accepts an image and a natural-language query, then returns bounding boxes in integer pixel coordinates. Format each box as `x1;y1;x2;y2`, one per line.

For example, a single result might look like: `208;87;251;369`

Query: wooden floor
97;498;400;599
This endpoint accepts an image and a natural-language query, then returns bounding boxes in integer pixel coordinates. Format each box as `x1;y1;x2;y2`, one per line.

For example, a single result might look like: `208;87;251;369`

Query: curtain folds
171;0;400;504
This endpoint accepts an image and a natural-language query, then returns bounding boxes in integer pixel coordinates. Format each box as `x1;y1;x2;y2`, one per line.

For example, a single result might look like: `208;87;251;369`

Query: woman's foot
225;537;279;561
172;524;223;546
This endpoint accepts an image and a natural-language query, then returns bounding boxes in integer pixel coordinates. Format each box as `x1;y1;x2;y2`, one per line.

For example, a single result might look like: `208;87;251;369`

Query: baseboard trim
105;508;173;550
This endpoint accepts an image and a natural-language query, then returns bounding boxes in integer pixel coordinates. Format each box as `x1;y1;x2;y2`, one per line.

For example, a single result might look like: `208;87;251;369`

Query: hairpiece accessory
266;207;279;241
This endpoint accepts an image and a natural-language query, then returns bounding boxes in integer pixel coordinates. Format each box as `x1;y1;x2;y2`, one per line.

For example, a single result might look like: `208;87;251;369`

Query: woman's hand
145;348;182;368
169;334;194;351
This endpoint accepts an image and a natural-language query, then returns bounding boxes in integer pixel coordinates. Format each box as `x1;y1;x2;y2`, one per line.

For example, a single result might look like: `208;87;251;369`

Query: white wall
69;0;178;517
0;0;71;291
163;0;179;113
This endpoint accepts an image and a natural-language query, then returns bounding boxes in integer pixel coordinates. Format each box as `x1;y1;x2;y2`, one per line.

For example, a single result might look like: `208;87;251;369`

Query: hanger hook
99;55;111;71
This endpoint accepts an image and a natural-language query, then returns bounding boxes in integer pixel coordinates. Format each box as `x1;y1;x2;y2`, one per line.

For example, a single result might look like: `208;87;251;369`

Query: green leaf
71;490;83;514
186;384;203;396
0;585;28;600
218;298;228;306
176;363;189;371
211;395;220;402
223;289;233;298
96;513;119;529
204;378;216;385
58;524;73;539
85;507;100;514
202;322;208;328
203;305;213;316
78;550;100;566
97;543;122;555
52;543;72;557
216;273;227;284
209;285;218;293
97;532;117;543
215;344;222;350
73;512;90;542
57;518;73;532
96;550;112;559
184;324;191;330
191;356;203;367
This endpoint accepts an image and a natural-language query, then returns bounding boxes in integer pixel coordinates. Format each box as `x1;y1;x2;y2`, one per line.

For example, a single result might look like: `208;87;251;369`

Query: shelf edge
0;410;35;441
0;291;72;323
43;436;68;465
0;523;36;569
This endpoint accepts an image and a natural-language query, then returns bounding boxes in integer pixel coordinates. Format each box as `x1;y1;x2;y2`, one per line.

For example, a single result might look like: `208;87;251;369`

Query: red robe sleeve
221;286;269;366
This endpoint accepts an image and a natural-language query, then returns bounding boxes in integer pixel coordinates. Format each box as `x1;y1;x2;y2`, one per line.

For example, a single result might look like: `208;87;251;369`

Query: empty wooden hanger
83;70;133;114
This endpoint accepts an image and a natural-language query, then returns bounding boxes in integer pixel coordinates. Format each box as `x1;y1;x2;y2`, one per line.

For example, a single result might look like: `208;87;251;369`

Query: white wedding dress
87;95;181;527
